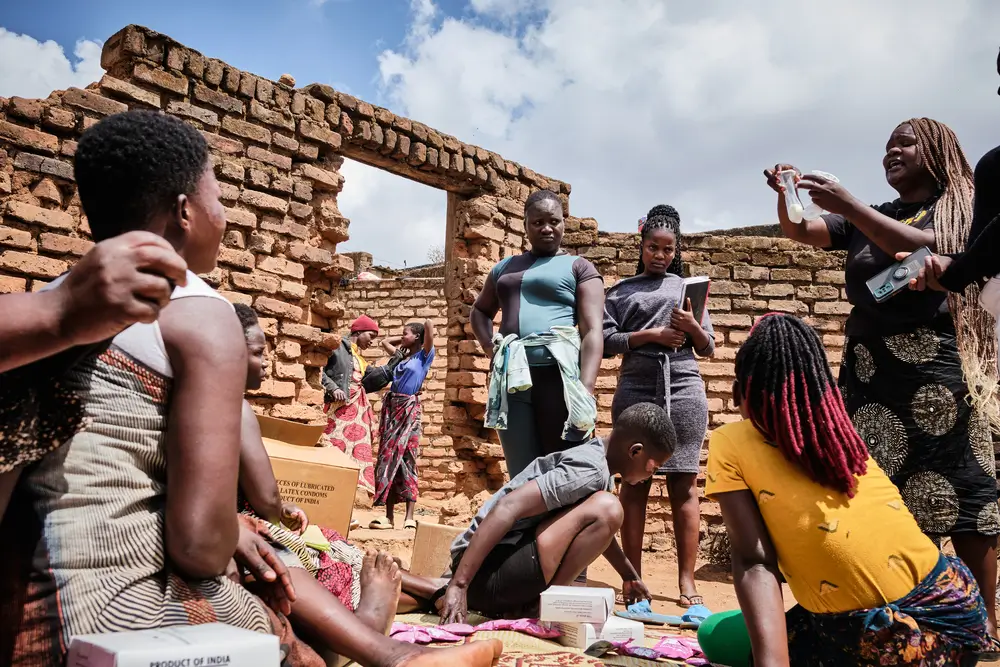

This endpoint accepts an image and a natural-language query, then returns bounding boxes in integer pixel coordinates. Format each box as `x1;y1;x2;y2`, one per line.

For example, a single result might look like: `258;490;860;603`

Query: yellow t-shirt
705;420;940;614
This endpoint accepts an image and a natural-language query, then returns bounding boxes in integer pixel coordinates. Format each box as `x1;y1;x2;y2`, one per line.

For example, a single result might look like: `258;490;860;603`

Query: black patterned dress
828;198;1000;538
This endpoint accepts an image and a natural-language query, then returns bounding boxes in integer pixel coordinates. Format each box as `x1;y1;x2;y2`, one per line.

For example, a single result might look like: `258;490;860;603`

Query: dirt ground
349;508;798;616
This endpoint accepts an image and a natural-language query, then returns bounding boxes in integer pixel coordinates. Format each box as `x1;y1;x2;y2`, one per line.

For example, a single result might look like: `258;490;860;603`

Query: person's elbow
167;516;238;578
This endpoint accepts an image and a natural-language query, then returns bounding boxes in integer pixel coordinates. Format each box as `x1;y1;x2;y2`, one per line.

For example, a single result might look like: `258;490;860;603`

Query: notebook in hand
679;276;711;324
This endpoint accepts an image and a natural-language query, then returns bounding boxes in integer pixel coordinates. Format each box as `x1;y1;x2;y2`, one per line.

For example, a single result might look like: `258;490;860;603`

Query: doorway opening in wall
330;157;457;509
336;157;448;279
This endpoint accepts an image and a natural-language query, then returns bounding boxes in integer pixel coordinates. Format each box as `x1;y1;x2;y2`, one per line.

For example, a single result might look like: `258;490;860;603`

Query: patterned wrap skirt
319;356;376;493
782;555;999;665
238;502;363;612
373;392;422;506
840;317;1000;537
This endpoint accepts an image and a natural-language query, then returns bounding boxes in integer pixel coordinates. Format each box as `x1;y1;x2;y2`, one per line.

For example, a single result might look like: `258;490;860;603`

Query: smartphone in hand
866;247;933;303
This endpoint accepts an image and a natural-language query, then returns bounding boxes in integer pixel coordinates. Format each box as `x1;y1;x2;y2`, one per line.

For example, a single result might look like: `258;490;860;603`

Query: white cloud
336;158;447;269
0;28;103;99
368;0;1000;250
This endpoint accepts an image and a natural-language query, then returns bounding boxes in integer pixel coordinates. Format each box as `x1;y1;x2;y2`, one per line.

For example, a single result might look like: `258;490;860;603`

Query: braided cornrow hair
735;313;868;496
636;204;683;276
906;118;1000;430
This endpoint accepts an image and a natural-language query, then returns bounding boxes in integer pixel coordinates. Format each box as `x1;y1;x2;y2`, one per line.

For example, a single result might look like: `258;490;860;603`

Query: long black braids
735;313;868;496
636;204;683;277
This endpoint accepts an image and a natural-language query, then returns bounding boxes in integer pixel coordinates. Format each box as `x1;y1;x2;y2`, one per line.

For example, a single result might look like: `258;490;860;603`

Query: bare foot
392;640;503;667
356;550;402;635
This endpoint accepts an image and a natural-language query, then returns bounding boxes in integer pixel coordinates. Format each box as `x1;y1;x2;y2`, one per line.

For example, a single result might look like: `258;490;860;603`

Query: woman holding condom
764;118;1000;635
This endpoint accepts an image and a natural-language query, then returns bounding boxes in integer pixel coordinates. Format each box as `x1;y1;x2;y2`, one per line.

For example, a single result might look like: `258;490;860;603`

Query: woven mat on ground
359;613;692;667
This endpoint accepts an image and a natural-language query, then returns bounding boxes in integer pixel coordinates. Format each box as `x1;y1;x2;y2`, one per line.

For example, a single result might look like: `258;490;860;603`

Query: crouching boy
439;402;676;622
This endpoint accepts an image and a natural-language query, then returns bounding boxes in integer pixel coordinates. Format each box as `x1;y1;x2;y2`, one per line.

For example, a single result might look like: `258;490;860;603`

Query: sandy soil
349;508;798;616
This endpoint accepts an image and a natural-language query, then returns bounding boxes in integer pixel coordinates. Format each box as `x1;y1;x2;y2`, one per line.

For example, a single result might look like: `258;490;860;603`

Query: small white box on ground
544;615;646;650
66;623;280;667
538;585;615;624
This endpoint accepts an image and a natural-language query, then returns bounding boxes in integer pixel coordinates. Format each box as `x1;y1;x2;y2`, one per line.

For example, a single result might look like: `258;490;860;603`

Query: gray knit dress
603;274;714;474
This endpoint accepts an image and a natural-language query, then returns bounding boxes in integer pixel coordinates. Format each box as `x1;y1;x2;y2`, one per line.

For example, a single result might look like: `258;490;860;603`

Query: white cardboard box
66;623;280;667
538;585;616;624
545;615;646;650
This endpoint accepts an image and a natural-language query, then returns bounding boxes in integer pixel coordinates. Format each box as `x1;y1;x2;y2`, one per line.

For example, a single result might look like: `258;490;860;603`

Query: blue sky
0;0;415;102
2;1;999;268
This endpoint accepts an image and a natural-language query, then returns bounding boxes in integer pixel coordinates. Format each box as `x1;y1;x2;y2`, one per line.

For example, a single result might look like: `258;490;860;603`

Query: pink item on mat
474;619;561;639
652;635;706;664
438;623;476;636
389;623;463;644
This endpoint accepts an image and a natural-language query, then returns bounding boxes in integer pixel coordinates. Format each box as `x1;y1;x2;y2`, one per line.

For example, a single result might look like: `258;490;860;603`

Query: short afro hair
233;303;260;337
614;402;676;459
404;321;425;345
524;189;562;216
74;110;210;242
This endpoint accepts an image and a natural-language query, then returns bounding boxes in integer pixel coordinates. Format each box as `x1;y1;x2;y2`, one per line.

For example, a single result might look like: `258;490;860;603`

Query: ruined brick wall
336;277;459;499
0;25;568;477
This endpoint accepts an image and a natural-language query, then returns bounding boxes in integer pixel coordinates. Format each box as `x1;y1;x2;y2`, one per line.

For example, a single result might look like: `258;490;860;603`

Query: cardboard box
66;623;279;667
538;585;615;624
544;616;646;650
409;521;465;577
258;414;359;537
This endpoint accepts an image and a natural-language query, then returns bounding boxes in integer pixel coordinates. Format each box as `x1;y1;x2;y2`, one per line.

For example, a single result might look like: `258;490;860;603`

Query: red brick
39;233;93;256
250;100;294;131
230;271;280;293
247;146;292;170
0;250;68;278
260;217;310;240
201;131;245;155
296;163;342;191
254;296;303;320
224;206;257;228
13;153;73;180
62;88;128;117
814;301;853;316
298;120;341;149
279;280;307;299
205;59;224;86
0;225;33;249
280;322;324;343
287;242;333;267
217;247;255;269
0;120;59;155
9;97;44;122
42;107;76;131
257;256;304;279
271;174;292;194
249;378;296;399
275;339;302;359
133;63;189;95
167;101;219;127
98;76;161;107
216;160;244;183
6;201;74;230
273;133;299;152
273;361;306;380
239;188;288;214
0;275;27;293
221;116;270;145
193;84;245;115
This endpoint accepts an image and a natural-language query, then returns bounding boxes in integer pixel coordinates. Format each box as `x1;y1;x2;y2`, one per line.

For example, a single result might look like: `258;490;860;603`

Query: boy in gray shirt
439;402;676;622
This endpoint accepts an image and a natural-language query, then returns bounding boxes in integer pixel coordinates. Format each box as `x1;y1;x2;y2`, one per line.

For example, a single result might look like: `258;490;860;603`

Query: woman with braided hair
702;313;998;667
763;118;1000;634
603;204;713;607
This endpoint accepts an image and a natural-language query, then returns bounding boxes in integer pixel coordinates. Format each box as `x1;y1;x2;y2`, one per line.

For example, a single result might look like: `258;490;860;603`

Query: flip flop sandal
677;594;705;608
403;519;417;530
368;516;393;530
680;604;712;630
613;600;680;626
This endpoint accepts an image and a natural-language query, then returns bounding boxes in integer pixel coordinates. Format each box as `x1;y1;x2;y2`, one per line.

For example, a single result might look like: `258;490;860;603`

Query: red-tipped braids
735;313;868;496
